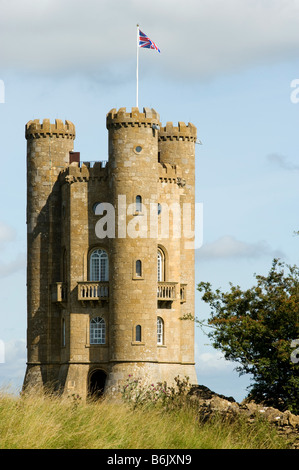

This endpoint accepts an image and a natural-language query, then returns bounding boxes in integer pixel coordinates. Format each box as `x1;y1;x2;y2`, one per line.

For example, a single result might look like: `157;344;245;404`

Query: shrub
121;375;192;410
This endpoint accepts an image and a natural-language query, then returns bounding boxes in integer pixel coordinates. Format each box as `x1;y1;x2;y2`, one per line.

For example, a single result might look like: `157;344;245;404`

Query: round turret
24;119;75;389
105;107;162;387
158;121;197;142
25;118;75;140
158;120;197;369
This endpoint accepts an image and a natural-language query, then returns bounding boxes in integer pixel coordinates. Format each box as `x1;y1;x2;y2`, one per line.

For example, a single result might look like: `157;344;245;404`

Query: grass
0;388;292;449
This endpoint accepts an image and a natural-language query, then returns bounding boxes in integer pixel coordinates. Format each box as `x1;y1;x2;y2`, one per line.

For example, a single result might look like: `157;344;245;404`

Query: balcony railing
157;282;177;301
53;281;183;305
52;282;67;304
78;282;109;301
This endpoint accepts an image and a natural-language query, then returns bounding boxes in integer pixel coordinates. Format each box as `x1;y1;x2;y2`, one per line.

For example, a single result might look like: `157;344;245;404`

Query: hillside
0;385;297;449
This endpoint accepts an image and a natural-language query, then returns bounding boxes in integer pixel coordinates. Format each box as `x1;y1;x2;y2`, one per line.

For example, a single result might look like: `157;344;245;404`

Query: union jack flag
139;29;161;53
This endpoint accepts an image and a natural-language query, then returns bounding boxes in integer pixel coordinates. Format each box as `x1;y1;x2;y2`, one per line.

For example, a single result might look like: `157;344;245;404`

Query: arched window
157;249;164;282
90;317;106;345
90;249;109;281
157;317;164;345
135;325;142;342
136;195;142;213
136;259;142;277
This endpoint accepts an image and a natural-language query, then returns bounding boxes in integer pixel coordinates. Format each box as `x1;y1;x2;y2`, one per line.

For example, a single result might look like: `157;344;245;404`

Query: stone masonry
23;107;198;399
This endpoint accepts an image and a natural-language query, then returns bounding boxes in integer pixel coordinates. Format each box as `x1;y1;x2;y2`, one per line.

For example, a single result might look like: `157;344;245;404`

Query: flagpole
136;24;139;108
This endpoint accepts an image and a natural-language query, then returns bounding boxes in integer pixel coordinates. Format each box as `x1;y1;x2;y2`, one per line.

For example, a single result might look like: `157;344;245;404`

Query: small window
135;325;142;342
157;249;165;282
135;145;143;153
157;203;162;215
136;260;142;277
157;317;164;345
136;195;142;213
90;317;106;345
62;318;66;347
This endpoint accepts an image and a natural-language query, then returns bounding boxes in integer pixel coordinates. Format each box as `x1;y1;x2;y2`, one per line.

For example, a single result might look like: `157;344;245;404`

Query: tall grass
0;388;291;449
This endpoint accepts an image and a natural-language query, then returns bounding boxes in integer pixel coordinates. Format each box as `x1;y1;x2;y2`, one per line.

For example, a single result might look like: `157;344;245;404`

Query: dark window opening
135;325;142;342
88;369;107;399
136;195;142;213
136;260;142;277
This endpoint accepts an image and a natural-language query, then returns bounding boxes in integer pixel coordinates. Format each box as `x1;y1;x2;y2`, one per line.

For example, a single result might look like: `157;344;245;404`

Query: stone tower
23;107;198;399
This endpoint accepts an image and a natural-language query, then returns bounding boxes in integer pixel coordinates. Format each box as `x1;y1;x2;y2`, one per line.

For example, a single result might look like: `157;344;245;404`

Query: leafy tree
194;259;299;413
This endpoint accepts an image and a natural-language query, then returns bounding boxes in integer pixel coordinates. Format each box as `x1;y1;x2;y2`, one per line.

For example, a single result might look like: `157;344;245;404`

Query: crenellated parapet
158;121;197;142
158;162;184;185
106;107;161;129
59;161;108;184
25;119;75;140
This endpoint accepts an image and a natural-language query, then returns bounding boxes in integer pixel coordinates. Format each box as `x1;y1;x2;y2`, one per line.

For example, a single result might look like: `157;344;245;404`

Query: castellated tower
24;119;75;389
23;107;198;398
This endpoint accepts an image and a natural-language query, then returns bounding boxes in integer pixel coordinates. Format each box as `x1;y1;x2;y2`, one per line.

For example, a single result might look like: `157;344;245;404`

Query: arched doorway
88;369;107;399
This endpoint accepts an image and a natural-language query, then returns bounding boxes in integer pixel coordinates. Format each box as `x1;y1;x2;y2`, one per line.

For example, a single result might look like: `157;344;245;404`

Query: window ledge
131;341;145;346
157;344;167;348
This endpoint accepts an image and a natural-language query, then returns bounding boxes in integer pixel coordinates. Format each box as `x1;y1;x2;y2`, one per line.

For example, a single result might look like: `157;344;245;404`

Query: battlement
158;162;185;187
59;161;108;184
106;107;161;129
25;119;75;139
158;162;182;179
158;121;197;142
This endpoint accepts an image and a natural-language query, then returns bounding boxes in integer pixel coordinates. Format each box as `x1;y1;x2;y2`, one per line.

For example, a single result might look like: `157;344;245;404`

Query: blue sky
1;0;299;402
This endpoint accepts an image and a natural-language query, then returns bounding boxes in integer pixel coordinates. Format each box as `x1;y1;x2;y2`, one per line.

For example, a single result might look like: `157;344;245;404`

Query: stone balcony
53;280;185;306
78;281;109;303
157;282;177;301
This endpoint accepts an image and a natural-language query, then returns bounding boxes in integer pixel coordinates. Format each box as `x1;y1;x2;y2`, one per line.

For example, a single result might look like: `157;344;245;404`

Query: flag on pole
138;29;161;53
136;25;160;107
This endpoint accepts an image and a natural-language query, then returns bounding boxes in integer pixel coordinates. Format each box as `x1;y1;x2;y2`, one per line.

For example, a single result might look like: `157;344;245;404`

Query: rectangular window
136;260;142;277
135;325;141;342
136;195;142;213
90;318;106;344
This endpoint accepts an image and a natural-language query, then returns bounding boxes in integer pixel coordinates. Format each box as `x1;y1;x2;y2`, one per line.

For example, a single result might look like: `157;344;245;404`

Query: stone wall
189;385;299;448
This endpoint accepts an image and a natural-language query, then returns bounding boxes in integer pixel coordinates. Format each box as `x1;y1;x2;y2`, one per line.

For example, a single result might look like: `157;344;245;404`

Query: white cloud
1;0;299;79
196;350;235;373
0;252;26;278
0;222;16;246
0;223;24;278
0;339;26;393
197;235;284;260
